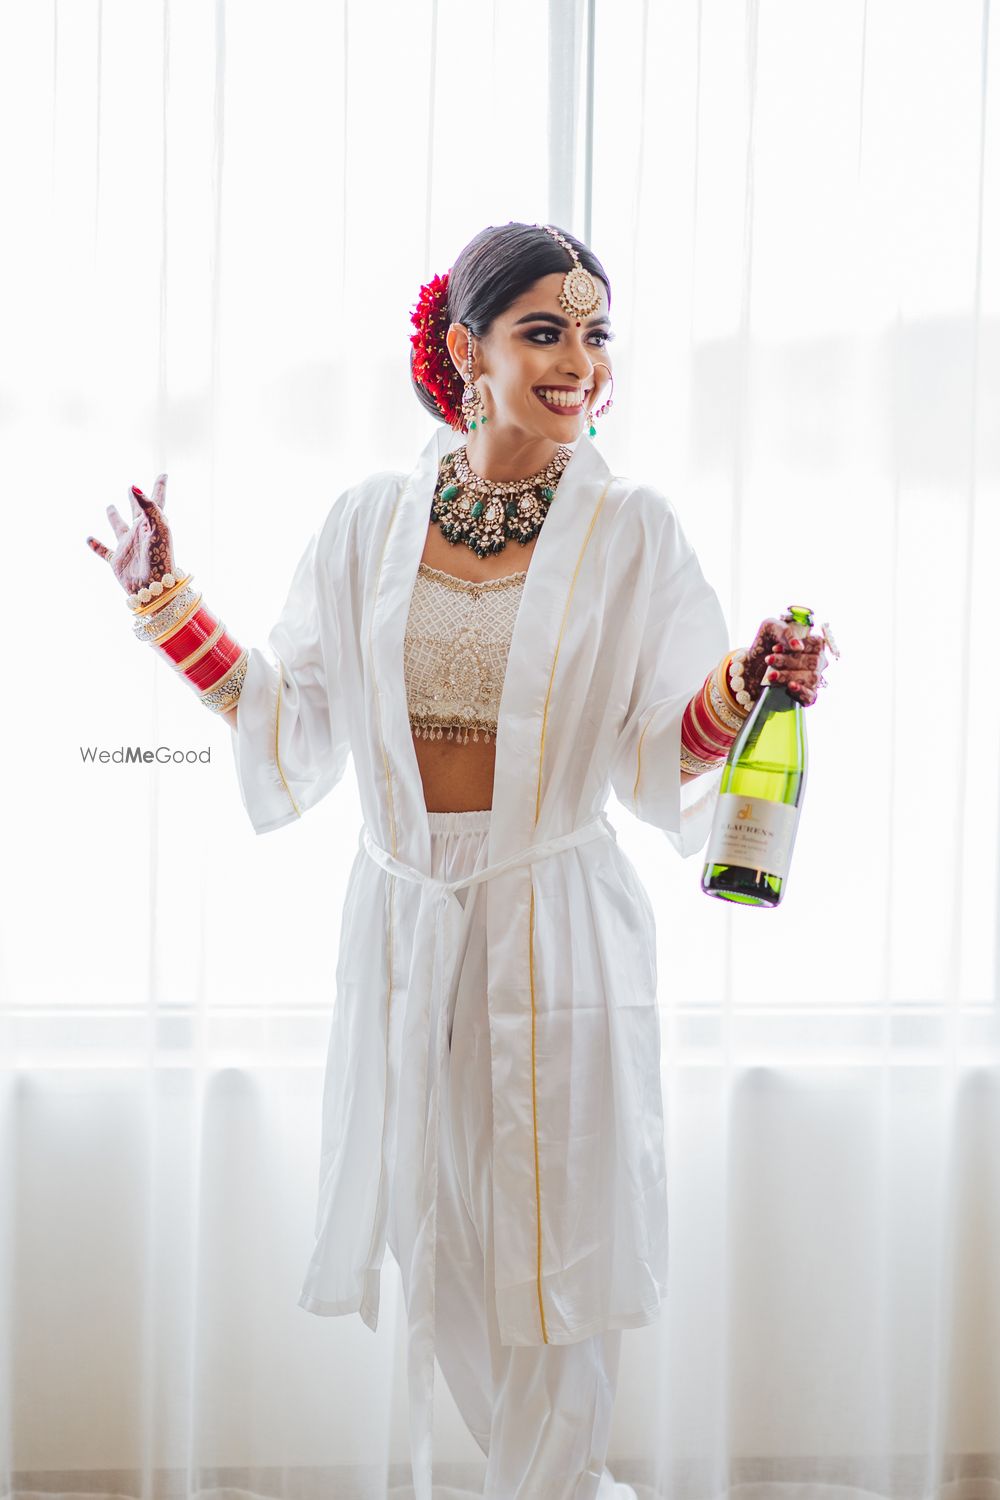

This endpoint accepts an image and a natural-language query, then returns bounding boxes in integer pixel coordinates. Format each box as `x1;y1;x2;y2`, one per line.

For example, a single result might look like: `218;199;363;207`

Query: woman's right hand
85;473;176;596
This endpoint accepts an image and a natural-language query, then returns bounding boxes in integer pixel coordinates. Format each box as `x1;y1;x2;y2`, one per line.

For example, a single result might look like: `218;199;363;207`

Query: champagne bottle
700;604;813;907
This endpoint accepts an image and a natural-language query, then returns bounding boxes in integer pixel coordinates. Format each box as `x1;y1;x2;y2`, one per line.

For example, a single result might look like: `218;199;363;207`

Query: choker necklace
430;444;573;557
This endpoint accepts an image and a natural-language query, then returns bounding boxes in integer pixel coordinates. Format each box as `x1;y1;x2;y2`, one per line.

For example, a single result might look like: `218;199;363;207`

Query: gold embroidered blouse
404;562;527;745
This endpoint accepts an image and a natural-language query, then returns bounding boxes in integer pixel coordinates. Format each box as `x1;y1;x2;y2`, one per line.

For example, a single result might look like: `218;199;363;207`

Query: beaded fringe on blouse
404;563;527;747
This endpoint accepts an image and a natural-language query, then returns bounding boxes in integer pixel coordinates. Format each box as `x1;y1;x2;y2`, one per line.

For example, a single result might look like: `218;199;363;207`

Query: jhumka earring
460;335;487;432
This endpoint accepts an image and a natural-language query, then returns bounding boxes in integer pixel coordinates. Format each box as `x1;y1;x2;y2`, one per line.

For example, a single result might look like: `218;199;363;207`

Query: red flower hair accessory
409;269;465;431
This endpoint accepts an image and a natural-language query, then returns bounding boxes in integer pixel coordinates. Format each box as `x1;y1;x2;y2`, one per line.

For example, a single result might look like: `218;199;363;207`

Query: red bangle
154;605;221;666
175;621;226;682
688;690;735;755
681;703;722;761
682;692;734;759
183;632;243;692
696;684;738;750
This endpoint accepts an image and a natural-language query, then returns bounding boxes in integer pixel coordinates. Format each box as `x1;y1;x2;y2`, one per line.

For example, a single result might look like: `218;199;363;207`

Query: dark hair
409;221;612;428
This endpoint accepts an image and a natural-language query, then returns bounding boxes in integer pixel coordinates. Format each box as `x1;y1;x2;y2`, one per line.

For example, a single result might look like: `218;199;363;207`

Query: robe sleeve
230;524;351;835
609;515;731;859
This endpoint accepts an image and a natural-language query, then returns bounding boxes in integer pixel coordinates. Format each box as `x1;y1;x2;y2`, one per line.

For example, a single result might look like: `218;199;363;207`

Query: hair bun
410;269;463;429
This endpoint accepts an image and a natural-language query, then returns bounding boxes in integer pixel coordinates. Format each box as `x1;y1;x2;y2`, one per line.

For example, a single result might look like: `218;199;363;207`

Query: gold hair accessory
534;224;601;317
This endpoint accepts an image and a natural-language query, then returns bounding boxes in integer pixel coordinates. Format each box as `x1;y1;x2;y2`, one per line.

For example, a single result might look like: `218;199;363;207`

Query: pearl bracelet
726;648;753;710
126;570;192;613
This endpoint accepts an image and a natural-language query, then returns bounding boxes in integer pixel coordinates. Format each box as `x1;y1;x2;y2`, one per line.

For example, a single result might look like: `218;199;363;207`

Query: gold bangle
199;650;249;713
144;591;205;647
681;746;724;774
128;571;194;617
695;677;738;749
716;652;744;715
699;676;734;738
132;583;199;641
708;673;745;732
174;619;227;673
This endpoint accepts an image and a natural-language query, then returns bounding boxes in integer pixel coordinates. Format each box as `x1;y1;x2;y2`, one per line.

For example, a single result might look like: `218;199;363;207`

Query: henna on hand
85;473;176;596
741;616;828;709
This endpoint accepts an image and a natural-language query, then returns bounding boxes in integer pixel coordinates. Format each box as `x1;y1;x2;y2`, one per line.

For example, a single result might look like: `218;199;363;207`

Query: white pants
387;809;637;1500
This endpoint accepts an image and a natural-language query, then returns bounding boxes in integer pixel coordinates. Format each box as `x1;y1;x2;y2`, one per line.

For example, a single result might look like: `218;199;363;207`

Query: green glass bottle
700;604;813;907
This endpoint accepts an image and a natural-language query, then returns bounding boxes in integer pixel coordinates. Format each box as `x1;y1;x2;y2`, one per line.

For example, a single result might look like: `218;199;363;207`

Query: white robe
230;423;729;1496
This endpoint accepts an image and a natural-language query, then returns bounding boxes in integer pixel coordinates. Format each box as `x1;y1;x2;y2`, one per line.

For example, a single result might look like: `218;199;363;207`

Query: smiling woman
518;307;615;416
406;229;621;813
86;220;822;1500
416;227;617;484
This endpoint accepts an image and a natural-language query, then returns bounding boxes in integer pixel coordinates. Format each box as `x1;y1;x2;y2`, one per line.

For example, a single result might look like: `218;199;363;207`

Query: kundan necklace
430;443;573;558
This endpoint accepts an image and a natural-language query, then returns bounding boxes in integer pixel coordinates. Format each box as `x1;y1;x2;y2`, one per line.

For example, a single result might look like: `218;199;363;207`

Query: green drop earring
460;334;487;432
587;363;615;439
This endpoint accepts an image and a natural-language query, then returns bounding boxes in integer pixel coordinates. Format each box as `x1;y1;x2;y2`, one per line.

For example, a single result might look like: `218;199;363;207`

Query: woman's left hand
740;616;829;708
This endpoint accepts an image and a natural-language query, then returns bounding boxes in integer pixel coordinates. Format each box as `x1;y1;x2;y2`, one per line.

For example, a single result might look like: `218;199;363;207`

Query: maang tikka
461;223;615;438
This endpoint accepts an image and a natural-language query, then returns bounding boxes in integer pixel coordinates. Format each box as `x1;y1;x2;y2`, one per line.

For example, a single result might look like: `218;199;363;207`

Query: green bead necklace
430;443;573;559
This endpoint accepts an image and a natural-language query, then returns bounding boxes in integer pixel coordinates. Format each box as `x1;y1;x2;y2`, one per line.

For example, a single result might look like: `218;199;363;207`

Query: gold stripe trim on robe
529;475;615;1339
366;479;408;1276
362;869;396;1270
633;701;665;810
528;873;548;1342
372;481;408;857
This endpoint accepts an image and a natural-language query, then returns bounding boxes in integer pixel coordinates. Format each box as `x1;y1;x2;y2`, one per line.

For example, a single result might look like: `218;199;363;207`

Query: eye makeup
524;328;616;345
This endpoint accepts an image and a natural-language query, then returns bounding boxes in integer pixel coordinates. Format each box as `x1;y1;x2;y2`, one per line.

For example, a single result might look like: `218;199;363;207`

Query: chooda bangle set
680;649;752;775
126;570;247;715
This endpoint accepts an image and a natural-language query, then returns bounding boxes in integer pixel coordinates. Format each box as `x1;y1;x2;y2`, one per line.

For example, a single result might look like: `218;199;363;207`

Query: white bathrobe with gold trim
230;422;729;1490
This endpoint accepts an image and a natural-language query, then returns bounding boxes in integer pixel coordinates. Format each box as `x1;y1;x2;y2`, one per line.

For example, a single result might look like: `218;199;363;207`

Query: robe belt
360;810;618;1500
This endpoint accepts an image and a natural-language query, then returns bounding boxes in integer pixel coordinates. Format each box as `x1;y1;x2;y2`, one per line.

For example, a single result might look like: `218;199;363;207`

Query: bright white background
1;0;999;1497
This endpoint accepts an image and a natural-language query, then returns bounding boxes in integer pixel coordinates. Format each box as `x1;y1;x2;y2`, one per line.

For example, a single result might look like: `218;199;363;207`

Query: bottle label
705;793;800;879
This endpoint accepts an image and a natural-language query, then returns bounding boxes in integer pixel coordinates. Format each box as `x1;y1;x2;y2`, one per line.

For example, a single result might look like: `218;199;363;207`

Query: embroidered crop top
403;562;527;745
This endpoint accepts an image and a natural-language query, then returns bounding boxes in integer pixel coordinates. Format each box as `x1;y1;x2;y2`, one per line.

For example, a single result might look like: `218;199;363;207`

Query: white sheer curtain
1;1;998;1498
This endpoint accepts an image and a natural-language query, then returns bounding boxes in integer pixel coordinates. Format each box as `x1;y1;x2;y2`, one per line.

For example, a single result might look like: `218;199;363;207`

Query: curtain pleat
1;0;998;1496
